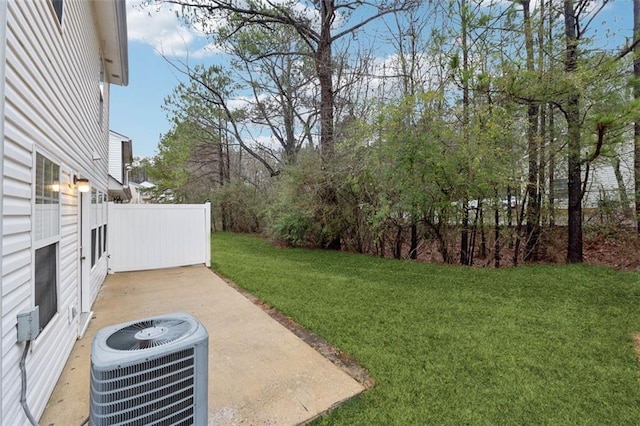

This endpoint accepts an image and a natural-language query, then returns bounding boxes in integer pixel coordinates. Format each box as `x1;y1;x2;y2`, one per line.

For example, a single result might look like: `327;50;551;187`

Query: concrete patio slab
40;265;365;425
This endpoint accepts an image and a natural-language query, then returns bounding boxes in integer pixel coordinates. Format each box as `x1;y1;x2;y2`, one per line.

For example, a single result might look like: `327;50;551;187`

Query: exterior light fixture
74;175;91;193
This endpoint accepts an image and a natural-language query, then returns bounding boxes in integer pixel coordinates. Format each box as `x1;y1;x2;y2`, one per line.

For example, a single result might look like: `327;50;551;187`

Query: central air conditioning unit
89;312;208;426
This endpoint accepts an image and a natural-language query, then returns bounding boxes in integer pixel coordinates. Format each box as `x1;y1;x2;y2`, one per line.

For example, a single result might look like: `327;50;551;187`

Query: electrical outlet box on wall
17;306;40;342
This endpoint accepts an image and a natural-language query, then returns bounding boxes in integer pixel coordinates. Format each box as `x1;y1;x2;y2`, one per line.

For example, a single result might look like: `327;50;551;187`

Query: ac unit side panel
193;337;209;425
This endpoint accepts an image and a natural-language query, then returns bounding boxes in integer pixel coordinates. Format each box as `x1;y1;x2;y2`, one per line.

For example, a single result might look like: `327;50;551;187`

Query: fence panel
108;203;211;273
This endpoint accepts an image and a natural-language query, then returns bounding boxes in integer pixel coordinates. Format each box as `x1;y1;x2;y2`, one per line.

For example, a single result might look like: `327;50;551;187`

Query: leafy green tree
266;149;341;247
559;0;637;262
369;89;515;264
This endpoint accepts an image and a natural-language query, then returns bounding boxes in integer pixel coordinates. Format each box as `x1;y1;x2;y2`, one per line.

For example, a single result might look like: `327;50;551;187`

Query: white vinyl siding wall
109;132;124;183
0;0;6;416
1;0;111;423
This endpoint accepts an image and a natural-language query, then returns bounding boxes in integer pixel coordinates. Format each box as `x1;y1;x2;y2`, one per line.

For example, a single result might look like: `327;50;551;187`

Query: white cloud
226;96;252;112
126;0;325;58
127;0;222;58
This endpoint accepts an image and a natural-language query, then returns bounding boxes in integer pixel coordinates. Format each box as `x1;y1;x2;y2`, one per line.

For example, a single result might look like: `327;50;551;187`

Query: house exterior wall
0;0;8;420
551;142;635;212
109;131;124;183
1;0;117;422
583;143;635;209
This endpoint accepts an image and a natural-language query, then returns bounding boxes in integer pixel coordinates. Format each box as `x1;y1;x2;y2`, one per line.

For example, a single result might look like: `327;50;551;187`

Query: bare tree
161;0;419;162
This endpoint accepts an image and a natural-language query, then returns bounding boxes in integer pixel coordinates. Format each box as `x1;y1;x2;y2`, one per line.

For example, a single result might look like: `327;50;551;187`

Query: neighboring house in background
130;180;156;203
108;130;133;203
0;1;128;423
582;144;635;211
551;143;635;214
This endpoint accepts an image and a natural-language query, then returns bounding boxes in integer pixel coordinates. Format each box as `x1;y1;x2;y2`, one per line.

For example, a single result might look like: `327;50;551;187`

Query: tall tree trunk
564;0;583;263
494;190;501;268
507;186;513;247
537;0;547;229
523;0;541;261
394;224;403;259
479;206;486;259
548;105;556;227
317;0;335;161
218;117;229;231
468;204;480;266
317;1;341;250
409;221;418;259
218;142;228;231
634;0;640;233
547;1;556;227
613;156;633;219
460;0;470;265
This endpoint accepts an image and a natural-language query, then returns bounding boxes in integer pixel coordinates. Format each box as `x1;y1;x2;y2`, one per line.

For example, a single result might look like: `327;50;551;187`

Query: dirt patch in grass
221;277;375;390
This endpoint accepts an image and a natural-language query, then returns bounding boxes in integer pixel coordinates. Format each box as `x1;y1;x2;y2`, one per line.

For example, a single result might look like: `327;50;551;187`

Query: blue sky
109;1;633;160
110;0;220;159
110;42;179;158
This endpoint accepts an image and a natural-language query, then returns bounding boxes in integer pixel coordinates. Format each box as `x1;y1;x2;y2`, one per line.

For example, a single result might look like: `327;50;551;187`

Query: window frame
90;189;108;269
33;151;62;333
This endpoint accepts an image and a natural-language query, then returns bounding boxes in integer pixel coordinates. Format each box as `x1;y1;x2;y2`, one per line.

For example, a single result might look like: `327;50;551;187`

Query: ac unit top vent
106;317;194;351
92;312;207;369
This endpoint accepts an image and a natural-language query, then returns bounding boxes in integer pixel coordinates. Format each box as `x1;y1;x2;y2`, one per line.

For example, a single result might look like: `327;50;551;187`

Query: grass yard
211;232;640;425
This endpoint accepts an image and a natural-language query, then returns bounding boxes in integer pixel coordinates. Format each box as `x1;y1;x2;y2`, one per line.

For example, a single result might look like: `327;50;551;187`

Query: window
91;189;108;268
35;245;58;330
35;152;60;330
51;0;63;24
103;225;107;254
91;228;97;267
35;153;60;240
98;227;102;259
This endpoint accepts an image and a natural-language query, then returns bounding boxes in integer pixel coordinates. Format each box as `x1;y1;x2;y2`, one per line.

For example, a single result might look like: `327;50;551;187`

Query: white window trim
90;189;108;270
32;149;62;338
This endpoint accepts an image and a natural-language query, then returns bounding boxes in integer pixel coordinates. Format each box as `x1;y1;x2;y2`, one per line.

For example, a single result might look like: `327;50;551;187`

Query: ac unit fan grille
106;319;193;351
91;348;197;425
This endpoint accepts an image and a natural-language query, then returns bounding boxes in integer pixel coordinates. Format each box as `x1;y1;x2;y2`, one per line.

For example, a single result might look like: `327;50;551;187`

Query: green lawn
211;232;640;425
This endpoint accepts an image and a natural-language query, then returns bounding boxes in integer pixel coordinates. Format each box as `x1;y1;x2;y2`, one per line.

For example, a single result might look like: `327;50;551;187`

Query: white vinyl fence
108;203;211;273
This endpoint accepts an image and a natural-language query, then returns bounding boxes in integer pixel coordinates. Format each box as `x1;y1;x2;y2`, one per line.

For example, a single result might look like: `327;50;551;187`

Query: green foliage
151;0;640;263
365;91;516;259
212;232;640;425
269;208;318;246
266;150;330;247
212;180;266;233
449;53;459;70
